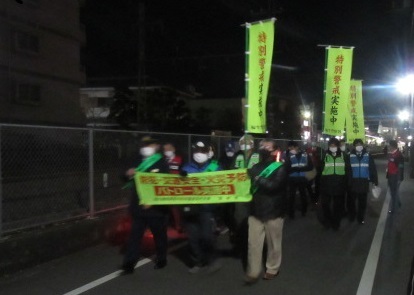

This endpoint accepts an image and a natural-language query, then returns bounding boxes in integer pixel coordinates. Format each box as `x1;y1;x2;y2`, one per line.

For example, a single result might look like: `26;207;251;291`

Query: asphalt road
0;158;413;295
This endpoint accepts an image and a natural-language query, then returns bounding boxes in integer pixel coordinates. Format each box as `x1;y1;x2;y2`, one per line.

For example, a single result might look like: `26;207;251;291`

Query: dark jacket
248;160;288;221
320;150;349;195
347;149;378;193
128;155;170;217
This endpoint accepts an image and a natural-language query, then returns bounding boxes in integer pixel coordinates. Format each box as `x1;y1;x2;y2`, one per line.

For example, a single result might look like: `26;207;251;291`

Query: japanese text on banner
134;169;253;205
323;47;353;136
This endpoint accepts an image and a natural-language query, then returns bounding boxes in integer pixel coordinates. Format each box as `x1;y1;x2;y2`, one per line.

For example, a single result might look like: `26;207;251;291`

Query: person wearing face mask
386;140;404;214
285;141;314;219
121;136;170;274
235;134;260;169
163;142;184;233
319;137;349;230
180;141;223;274
346;139;378;224
220;140;237;170
244;139;287;284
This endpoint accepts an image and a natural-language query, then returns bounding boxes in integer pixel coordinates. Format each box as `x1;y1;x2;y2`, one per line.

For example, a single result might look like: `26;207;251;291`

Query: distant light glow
398;110;410;121
396;74;414;94
303;111;311;119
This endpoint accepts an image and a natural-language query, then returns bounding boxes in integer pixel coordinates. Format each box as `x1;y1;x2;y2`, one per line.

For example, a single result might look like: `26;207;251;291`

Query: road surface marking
356;187;390;295
62;241;187;295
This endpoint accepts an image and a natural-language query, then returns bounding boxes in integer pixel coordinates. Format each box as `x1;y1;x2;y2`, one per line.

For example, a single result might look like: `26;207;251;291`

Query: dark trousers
388;174;400;212
305;172;321;204
321;193;345;229
288;179;308;217
347;192;368;222
184;211;217;266
123;215;168;267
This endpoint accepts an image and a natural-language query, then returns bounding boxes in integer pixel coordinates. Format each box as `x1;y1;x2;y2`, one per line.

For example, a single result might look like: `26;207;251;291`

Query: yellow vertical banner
245;19;275;134
346;80;365;143
323;47;354;136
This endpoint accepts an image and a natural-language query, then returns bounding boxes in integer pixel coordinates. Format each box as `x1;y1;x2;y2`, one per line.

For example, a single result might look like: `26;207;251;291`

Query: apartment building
0;0;86;125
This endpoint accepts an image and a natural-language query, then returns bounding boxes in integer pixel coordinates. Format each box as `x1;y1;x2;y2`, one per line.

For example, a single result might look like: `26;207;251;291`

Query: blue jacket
181;160;221;214
182;161;222;173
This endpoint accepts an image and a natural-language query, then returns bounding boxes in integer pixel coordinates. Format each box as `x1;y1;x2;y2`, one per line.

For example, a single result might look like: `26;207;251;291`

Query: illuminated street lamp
396;74;414;130
396;74;414;167
398;110;410;122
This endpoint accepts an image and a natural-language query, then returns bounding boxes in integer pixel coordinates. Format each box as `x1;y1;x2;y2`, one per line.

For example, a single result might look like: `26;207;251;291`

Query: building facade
0;0;86;126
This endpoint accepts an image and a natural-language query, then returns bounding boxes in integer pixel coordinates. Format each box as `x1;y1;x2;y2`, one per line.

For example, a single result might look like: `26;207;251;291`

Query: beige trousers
246;216;284;278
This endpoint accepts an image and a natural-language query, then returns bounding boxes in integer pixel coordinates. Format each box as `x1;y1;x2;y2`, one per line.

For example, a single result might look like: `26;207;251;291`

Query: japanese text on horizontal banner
135;169;252;205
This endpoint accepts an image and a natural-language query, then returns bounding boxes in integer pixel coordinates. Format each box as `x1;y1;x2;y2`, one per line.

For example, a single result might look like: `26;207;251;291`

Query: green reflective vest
322;153;345;176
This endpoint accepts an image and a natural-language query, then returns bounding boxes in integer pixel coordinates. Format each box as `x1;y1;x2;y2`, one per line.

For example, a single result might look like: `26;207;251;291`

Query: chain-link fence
0;123;323;237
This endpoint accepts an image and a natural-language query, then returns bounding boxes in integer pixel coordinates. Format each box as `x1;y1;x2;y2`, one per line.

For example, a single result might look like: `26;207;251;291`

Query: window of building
15;31;39;54
11;80;41;105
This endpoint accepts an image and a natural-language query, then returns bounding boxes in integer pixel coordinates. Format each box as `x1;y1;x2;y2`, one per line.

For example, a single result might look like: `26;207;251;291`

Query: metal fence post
88;128;95;218
0;125;3;238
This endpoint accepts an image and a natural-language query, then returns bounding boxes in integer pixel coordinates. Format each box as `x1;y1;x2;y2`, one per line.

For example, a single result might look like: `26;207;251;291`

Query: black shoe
121;263;135;275
154;259;167;269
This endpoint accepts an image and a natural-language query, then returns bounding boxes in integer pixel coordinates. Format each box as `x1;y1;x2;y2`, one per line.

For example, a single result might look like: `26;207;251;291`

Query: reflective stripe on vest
235;153;259;169
350;153;370;179
289;153;307;177
322;154;345;175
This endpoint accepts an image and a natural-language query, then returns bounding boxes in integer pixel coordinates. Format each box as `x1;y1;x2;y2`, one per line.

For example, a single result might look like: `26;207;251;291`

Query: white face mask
140;147;155;157
208;151;214;159
226;151;234;157
340;146;346;152
355;146;363;152
329;147;338;153
240;144;251;151
193;153;208;164
290;149;297;155
164;151;174;158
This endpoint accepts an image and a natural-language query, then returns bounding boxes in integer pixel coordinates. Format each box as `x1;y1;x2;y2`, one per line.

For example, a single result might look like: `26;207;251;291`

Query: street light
396;74;414;130
396;74;414;168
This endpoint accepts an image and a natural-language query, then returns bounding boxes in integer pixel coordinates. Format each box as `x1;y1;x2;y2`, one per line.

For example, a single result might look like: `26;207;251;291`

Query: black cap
192;141;209;153
140;135;158;147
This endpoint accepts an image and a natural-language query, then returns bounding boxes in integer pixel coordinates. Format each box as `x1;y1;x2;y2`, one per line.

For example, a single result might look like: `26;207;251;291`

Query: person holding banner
320;138;349;231
121;136;170;274
180;141;223;274
244;139;287;284
346;139;378;224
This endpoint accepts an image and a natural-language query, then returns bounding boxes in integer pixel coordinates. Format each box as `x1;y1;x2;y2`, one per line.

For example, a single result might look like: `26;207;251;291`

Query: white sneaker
188;266;204;274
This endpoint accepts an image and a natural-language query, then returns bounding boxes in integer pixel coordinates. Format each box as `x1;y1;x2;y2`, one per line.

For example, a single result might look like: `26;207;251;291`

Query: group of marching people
119;133;404;285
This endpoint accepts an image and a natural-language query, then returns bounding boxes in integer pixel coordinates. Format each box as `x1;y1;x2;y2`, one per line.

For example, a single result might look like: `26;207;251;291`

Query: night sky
82;0;413;126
